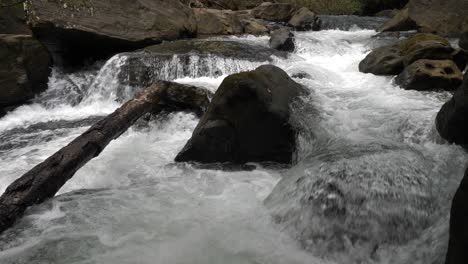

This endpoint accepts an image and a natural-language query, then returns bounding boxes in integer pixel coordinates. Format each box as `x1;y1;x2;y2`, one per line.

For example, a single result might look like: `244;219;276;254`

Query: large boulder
24;0;197;66
436;73;468;145
446;167;468;264
395;59;463;91
193;8;243;35
251;2;297;22
269;28;295;52
379;0;468;37
0;4;31;34
359;33;456;76
0;35;51;113
288;7;321;31
175;65;306;164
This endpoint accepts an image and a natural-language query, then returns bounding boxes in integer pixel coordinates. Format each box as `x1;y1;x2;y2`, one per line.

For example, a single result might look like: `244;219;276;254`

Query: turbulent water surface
0;25;466;264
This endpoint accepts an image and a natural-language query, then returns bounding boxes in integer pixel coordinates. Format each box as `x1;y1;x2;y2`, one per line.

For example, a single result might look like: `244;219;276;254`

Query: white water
0;28;465;264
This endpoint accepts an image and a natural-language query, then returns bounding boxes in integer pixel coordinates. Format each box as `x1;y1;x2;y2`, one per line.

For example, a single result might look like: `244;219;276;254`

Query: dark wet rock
380;0;468;37
118;39;287;87
446;167;468;264
452;49;468;71
460;32;468;51
175;65;306;164
374;9;400;18
319;15;389;31
359;33;455;76
142;39;286;61
0;4;31;34
0;35;51;112
157;81;213;117
193;8;243;35
269;28;295;52
197;0;266;10
24;0;197;67
395;59;463;91
251;2;297;22
288;7;320;31
359;45;404;75
436;74;468;145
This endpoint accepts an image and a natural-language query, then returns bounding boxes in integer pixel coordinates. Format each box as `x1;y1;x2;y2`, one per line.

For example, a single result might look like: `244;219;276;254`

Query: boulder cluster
359;33;466;91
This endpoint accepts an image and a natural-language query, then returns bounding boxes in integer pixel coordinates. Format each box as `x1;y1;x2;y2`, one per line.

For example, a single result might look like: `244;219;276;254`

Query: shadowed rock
175;65;306;164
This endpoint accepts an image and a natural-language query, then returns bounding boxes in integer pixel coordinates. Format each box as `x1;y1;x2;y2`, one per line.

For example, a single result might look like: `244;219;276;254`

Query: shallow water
0;28;465;264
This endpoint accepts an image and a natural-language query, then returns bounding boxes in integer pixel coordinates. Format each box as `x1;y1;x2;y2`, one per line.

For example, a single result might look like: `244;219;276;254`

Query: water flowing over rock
115;39;286;88
396;59;463;91
436;73;468;145
269;29;295;52
175;65;306;164
0;34;51;115
319;15;389;30
24;0;197;66
379;0;468;37
446;167;468;264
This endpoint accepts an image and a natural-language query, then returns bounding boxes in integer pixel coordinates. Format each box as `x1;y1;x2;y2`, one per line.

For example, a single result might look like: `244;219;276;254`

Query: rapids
0;26;466;264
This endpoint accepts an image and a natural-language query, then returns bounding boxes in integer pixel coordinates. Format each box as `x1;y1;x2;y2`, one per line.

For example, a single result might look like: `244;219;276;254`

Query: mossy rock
398;33;450;52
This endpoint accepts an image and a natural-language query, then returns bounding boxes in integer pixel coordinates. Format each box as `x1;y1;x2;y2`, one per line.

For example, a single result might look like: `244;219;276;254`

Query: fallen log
0;80;212;234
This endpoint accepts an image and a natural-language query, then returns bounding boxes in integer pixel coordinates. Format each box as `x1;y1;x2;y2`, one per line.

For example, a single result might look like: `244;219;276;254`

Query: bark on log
0;81;208;234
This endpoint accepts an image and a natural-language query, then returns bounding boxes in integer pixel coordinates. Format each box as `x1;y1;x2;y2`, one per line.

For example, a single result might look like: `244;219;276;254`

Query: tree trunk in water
0;82;171;234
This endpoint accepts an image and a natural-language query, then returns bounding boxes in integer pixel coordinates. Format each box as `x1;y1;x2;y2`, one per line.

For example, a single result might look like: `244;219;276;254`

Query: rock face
198;0;266;10
24;0;197;66
0;35;51;113
0;4;31;34
446;167;468;264
359;33;456;76
269;28;295;52
175;65;305;164
194;8;243;35
288;7;321;31
436;73;468;145
252;2;297;22
395;59;463;91
379;0;468;37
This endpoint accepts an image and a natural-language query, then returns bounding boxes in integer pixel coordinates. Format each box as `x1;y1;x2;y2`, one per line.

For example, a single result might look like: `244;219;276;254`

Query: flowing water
0;25;466;264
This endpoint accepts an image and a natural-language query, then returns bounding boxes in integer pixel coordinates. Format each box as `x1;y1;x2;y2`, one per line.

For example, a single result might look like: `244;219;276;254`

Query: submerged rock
24;0;197;66
0;35;51;113
436;73;468;145
251;2;297;23
269;28;295;52
379;0;468;37
446;167;468;264
288;7;321;31
395;59;463;91
175;65;306;164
